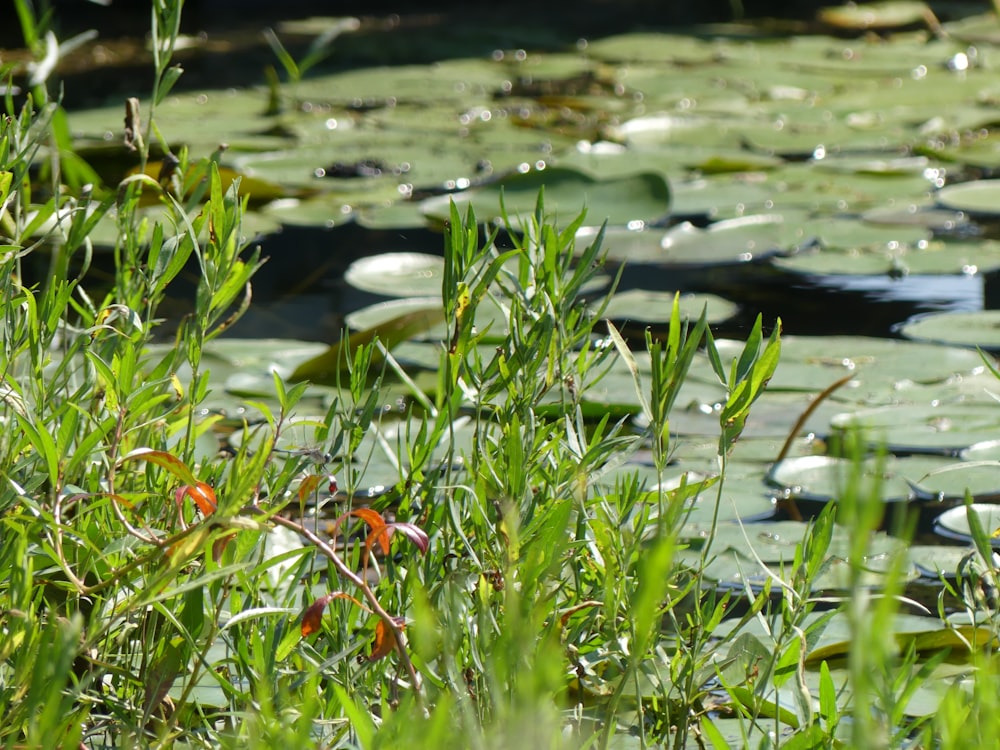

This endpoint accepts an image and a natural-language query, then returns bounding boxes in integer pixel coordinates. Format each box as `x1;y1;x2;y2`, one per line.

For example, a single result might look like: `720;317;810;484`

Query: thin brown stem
270;514;423;704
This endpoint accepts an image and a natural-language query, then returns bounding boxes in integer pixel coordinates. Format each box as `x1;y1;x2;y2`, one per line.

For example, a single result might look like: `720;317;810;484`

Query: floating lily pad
961;440;1000;462
909;544;971;579
343;252;445;298
260;196;358;228
767;454;958;503
599;289;738;326
289;305;446;384
678;520;915;593
576;214;786;266
773;247;911;276
699;336;985;393
936;180;1000;218
828;403;1000;455
672;462;777;524
419;166;671;227
898;310;1000;352
933;504;1000;546
862;203;968;232
909;459;1000;502
658;214;787;264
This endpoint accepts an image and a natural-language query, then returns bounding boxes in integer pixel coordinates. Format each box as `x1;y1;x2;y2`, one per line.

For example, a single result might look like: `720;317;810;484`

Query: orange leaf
300;591;366;637
297;474;324;503
369;616;405;662
178;482;217;516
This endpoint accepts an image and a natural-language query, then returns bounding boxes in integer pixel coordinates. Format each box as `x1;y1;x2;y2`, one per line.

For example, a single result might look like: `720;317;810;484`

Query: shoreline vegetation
5;1;1000;748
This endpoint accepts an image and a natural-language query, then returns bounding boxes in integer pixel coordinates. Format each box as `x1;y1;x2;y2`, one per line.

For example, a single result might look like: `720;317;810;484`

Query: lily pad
828;403;1000;455
289;305;446;384
698;335;985;393
933;504;1000;546
898;310;1000;352
418;166;671;227
599;289;738;326
936;180;1000;218
678;520;915;593
343;252;445;298
767;454;958;503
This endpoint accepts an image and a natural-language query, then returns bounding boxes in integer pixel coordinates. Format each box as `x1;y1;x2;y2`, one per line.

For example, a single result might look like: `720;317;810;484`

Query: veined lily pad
418;166;671;227
343;252;444;298
898;310;1000;352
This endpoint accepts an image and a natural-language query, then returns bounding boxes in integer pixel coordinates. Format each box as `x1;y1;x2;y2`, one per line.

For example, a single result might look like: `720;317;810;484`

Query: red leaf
369;616;405;662
300;591;366;637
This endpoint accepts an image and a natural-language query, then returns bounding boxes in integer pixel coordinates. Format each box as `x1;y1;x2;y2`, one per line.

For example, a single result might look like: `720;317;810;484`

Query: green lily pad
862;202;968;231
698;335;985;393
909;544;971;579
599;289;738;326
936;180;1000;218
909;459;1000;501
961;440;1000;461
343;252;444;298
828;403;1000;455
679;520;914;593
418;166;671;227
767;454;958;503
933;503;1000;546
898;310;1000;352
260;196;358;228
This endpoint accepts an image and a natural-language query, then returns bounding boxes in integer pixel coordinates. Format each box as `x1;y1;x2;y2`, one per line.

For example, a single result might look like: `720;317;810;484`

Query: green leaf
155;64;184;106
